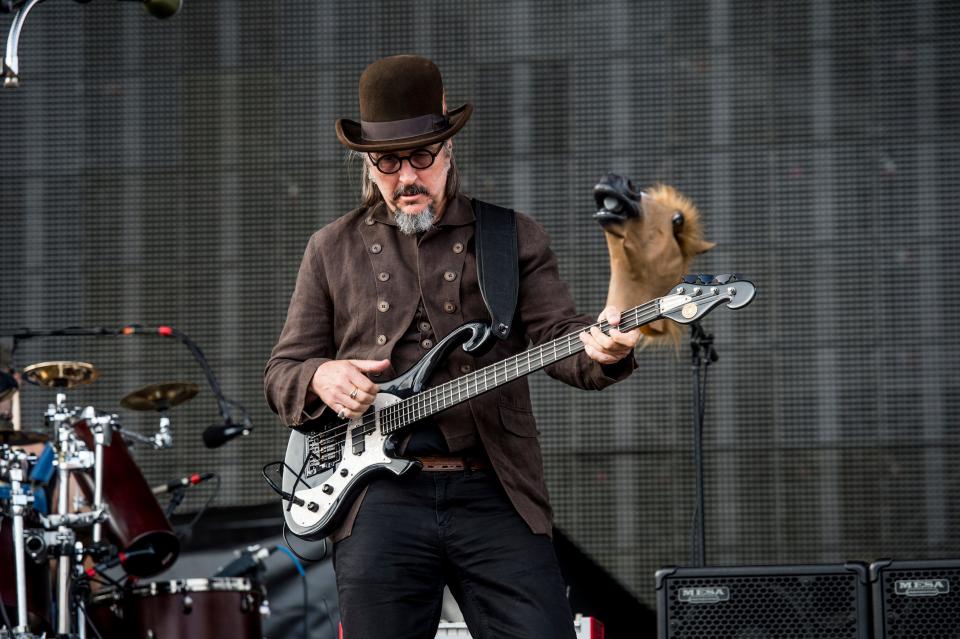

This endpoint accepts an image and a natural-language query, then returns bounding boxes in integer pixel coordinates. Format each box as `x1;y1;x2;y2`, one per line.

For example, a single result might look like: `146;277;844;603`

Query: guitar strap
471;198;518;340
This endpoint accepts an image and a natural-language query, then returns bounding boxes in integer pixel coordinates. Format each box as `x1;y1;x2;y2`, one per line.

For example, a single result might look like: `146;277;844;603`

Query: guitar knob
322;484;334;495
340;468;349;477
307;502;319;512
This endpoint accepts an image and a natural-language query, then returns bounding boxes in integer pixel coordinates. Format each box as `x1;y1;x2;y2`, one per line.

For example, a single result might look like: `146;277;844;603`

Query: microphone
214;544;277;578
202;420;250;449
152;471;215;495
84;546;155;577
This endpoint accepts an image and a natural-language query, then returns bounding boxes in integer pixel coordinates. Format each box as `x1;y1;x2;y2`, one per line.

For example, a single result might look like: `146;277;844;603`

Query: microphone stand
689;320;717;568
1;324;253;443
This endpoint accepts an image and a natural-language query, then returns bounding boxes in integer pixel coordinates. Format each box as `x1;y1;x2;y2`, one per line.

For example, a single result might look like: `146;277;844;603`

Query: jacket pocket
498;401;539;437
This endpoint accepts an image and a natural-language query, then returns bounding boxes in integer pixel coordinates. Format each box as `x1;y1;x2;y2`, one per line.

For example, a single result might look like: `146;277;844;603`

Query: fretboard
377;298;662;435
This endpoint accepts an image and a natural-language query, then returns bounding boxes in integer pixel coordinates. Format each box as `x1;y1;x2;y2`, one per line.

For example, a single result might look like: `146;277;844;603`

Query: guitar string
310;301;663;455
307;299;664;456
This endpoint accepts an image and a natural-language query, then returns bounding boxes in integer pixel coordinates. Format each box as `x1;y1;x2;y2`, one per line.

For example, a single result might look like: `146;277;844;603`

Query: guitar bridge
306;427;345;478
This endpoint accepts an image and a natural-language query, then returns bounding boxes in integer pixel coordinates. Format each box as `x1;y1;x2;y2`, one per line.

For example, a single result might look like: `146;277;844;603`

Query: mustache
393;184;431;199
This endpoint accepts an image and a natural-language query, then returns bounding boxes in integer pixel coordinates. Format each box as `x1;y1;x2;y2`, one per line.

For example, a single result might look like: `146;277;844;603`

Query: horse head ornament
594;175;715;346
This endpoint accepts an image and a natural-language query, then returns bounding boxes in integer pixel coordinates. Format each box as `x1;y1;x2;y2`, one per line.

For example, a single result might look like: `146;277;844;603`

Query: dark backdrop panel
1;0;958;607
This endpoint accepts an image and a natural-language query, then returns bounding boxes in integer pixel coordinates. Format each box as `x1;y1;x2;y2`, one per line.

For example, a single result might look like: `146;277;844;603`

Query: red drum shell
87;578;263;639
74;419;179;577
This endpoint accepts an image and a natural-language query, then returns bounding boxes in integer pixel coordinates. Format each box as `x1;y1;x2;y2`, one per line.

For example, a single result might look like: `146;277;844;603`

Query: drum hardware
120;381;199;451
21;530;45;562
0;336;246;637
78;407;112;543
1;447;35;635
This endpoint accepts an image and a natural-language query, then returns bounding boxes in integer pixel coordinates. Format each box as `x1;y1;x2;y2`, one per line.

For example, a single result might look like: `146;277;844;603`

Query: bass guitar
277;274;755;541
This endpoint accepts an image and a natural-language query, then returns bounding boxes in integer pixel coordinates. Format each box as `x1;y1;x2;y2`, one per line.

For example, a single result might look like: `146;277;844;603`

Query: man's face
367;142;451;221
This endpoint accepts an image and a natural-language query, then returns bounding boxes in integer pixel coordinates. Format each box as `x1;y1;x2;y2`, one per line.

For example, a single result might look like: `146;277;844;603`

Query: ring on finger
336;405;346;420
349;386;359;400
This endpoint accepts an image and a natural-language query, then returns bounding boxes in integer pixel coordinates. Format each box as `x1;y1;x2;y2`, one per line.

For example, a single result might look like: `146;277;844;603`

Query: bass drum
73;418;180;577
86;578;263;639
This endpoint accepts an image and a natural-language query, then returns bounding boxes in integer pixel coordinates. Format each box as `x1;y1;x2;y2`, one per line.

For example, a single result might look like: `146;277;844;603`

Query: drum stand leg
7;456;31;634
55;427;72;637
89;415;111;545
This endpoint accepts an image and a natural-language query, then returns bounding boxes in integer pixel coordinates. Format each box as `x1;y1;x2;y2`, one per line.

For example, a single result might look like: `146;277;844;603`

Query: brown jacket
264;194;635;539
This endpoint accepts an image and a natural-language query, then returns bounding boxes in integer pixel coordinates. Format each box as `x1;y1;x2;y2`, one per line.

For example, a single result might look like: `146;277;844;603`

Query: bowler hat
336;55;472;152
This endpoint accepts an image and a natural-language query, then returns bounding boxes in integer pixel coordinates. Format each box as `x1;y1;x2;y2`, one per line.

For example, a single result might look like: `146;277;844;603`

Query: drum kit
0;361;266;639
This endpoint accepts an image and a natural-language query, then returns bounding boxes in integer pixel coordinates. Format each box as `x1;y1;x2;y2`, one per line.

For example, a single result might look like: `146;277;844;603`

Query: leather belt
416;456;489;472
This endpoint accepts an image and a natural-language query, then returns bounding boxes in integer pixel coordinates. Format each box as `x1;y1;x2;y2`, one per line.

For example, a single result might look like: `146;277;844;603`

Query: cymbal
23;361;99;389
120;382;199;412
0;429;48;446
0;370;17;401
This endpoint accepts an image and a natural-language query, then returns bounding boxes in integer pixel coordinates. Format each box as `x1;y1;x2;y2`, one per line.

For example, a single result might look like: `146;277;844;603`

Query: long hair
347;141;460;209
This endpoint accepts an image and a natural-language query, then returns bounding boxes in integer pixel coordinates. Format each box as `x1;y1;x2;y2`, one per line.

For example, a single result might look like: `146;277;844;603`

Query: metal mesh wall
1;0;958;605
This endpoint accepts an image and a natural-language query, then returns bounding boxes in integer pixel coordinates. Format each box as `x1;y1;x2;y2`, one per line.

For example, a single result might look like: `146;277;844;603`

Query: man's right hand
311;359;390;420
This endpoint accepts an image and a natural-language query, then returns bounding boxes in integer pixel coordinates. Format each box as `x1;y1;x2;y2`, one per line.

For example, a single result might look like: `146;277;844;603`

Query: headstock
659;274;756;324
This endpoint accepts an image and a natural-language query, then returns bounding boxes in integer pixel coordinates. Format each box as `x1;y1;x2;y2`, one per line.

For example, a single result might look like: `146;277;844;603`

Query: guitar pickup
351;427;366;455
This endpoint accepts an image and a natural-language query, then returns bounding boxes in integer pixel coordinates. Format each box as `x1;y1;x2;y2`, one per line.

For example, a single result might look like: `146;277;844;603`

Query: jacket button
378;301;390;312
459;364;472;374
418;321;431;332
376;334;387;345
443;271;457;282
444;301;457;313
365;216;375;226
370;243;382;254
421;338;434;349
452;242;464;254
378;271;390;281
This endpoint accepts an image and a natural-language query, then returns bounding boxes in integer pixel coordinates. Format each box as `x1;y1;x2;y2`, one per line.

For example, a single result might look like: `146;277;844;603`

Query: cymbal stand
47;395;94;637
79;407;112;544
1;447;38;638
112;418;172;450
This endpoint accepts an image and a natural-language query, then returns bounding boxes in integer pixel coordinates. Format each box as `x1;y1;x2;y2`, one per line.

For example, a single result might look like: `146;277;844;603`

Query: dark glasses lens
369;146;439;174
408;149;436;170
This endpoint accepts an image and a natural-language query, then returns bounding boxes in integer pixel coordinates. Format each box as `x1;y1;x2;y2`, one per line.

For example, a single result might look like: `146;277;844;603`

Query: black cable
3;324;253;441
73;598;105;639
175;474;221;543
275;544;311;639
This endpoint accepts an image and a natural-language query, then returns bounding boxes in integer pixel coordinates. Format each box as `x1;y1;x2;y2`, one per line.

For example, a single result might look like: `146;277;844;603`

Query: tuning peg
681;274;699;285
710;274;741;285
695;274;714;286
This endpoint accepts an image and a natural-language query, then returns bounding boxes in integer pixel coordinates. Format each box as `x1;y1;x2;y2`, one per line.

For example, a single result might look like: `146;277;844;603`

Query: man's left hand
579;305;642;365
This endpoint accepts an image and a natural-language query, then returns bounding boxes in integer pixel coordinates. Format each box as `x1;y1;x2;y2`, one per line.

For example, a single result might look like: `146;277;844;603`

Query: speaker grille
875;564;960;639
658;566;868;639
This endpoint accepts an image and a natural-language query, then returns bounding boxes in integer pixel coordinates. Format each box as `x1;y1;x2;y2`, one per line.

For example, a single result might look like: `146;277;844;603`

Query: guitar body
282;321;495;541
278;275;755;542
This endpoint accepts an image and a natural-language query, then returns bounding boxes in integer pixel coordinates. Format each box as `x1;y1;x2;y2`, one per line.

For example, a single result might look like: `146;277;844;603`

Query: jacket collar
369;194;475;228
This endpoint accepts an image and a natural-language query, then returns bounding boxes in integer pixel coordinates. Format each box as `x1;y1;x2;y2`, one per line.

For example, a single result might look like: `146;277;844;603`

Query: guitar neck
378;298;661;435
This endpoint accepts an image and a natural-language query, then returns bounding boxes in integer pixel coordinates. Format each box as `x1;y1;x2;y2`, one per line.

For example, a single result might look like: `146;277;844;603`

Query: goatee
392;184;435;235
395;205;435;235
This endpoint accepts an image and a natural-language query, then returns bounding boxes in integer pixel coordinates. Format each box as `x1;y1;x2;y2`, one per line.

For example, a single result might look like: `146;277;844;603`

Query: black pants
333;469;576;639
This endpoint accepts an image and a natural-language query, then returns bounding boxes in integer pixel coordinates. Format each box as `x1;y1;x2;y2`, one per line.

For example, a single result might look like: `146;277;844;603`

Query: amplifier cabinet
870;558;960;639
656;563;870;639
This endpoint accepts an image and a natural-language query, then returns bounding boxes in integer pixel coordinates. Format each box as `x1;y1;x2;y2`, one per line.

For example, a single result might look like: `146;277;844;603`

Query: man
264;55;641;639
